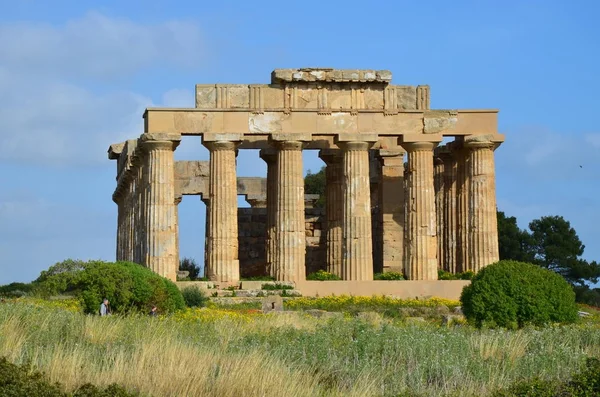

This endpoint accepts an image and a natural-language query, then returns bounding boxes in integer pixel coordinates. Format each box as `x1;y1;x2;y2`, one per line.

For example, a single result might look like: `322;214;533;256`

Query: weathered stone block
262;295;283;313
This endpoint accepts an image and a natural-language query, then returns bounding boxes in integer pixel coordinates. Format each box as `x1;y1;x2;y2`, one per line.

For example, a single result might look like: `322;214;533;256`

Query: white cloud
0;12;205;166
0;12;204;80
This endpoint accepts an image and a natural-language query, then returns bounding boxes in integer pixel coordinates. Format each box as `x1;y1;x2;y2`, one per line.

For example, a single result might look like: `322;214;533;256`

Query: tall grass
0;301;598;396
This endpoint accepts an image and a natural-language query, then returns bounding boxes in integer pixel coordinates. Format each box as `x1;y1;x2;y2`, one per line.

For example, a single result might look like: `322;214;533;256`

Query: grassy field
0;298;599;396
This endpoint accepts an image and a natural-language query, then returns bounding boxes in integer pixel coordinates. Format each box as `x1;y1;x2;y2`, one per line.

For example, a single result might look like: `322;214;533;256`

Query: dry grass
0;300;599;396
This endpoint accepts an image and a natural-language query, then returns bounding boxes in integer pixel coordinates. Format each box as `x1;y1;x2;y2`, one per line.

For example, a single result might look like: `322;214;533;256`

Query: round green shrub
181;286;209;307
460;260;578;329
374;272;405;280
34;260;185;314
77;261;185;314
306;270;341;281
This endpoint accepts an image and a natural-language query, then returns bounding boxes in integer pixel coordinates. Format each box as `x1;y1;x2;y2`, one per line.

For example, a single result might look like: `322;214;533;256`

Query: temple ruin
108;68;503;283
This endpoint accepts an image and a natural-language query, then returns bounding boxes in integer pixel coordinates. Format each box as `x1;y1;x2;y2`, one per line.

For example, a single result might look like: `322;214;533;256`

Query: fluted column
115;194;125;261
318;149;344;277
132;152;144;264
259;149;278;278
453;142;470;273
434;157;445;271
400;141;438;280
466;139;500;271
440;151;458;273
204;140;240;282
377;150;405;274
273;141;305;281
174;195;182;273
140;133;180;281
338;141;373;280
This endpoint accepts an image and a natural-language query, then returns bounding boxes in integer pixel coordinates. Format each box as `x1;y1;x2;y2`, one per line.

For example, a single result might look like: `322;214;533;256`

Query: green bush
33;259;90;297
306;270;341;281
241;276;275;281
76;261;185;314
0;282;35;297
182;286;209;308
374;272;405;280
461;260;578;329
261;283;293;290
438;270;474;280
493;357;600;396
34;260;184;315
0;357;138;396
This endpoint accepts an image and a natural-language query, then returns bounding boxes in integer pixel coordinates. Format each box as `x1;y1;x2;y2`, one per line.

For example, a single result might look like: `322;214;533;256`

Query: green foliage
373;272;405;280
306;270;341;281
0;357;137;397
181;286;209;308
76;261;184;314
261;283;293;290
34;260;184;314
568;357;600;396
574;285;600;307
529;215;600;285
493;357;600;396
179;257;201;280
497;211;535;263
304;167;326;208
241;276;275;281
437;270;474;280
0;282;34;297
461;260;579;329
33;259;90;297
0;357;64;396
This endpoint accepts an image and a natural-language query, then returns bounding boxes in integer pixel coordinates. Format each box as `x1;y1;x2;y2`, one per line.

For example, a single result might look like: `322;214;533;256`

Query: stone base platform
176;280;470;301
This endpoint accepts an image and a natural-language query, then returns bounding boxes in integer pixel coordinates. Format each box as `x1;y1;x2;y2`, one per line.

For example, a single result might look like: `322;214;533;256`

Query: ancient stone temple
108;68;503;282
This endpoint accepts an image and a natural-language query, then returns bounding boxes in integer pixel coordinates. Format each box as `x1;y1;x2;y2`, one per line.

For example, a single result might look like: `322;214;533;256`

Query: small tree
304;167;326;208
179;257;201;280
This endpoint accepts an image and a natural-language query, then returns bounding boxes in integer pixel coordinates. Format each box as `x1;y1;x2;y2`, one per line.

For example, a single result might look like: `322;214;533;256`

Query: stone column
465;138;500;271
439;150;458;273
452;141;470;273
338;140;374;280
319;149;344;278
140;133;181;281
259;149;278;278
201;196;210;277
174;195;182;273
123;179;132;262
203;139;241;282
400;141;439;280
131;151;144;264
273;140;306;281
115;194;125;261
377;150;405;274
434;156;445;270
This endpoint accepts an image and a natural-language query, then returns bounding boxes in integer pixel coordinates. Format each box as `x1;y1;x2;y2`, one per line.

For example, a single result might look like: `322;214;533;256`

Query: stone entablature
109;68;504;283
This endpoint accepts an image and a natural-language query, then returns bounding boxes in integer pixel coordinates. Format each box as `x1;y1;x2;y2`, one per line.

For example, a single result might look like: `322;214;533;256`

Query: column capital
140;132;181;151
463;139;498;151
337;141;372;151
377;149;405;167
259;148;277;163
274;140;304;150
246;194;267;208
318;149;343;164
203;140;240;151
141;139;180;152
400;141;438;152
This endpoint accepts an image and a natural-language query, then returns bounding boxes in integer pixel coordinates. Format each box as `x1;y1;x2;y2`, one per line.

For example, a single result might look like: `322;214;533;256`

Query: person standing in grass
99;298;111;316
149;305;157;317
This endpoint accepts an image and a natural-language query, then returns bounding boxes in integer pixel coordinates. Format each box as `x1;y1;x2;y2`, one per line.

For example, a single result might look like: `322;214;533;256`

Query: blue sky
1;0;599;284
